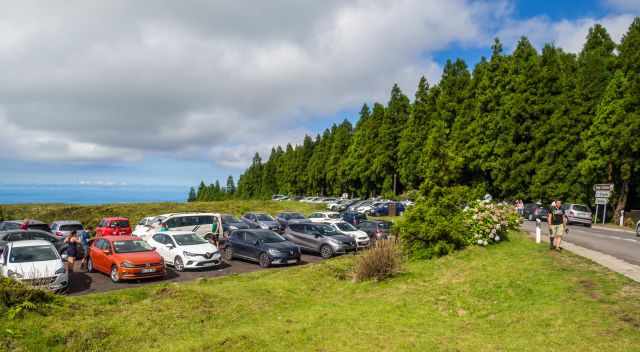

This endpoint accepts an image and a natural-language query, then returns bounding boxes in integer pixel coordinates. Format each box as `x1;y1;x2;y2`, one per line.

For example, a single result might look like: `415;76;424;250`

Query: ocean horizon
0;184;189;205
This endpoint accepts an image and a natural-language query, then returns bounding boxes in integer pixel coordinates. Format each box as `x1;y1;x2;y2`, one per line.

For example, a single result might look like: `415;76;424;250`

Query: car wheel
174;256;185;272
223;247;233;262
320;245;333;259
259;253;271;268
110;265;120;283
87;257;94;273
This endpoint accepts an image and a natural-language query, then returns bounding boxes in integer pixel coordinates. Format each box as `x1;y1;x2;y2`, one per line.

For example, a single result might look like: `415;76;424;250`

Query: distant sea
0;184;188;205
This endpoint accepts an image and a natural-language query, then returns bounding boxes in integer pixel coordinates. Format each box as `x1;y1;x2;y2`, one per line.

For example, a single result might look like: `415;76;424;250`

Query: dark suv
284;223;356;259
222;229;300;267
522;203;548;221
357;220;392;242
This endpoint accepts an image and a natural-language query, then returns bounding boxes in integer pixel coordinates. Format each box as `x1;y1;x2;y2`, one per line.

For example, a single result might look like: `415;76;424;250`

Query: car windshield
222;215;240;223
112;220;130;228
258;231;286;243
378;222;391;229
316;224;339;236
573;205;590;212
9;245;58;263
256;214;274;221
327;213;340;219
29;224;51;232
284;213;305;220
173;234;208;246
336;222;357;231
112;240;152;253
60;224;84;231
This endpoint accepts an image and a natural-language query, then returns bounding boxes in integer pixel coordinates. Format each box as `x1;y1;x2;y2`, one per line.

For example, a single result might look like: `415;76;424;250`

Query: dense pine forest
194;19;640;218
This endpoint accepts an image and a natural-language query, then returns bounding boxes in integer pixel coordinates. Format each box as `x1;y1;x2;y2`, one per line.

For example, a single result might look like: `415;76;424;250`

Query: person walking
79;226;92;269
548;200;568;251
64;230;81;273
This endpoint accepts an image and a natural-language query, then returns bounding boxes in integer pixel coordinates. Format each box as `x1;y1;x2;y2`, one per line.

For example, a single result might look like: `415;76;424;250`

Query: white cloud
605;0;640;12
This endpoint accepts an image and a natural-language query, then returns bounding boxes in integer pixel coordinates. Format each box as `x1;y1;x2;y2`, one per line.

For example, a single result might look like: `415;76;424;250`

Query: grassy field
0;200;325;228
2;232;639;352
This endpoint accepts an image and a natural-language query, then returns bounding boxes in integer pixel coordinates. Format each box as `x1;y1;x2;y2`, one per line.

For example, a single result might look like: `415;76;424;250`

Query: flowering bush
463;201;520;246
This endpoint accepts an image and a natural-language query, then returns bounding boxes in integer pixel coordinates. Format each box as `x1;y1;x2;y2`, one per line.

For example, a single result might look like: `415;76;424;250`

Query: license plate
141;268;156;273
287;260;297;264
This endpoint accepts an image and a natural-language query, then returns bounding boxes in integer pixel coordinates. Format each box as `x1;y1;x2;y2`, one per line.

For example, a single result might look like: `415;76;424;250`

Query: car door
232;231;250;258
91;239;107;272
285;224;304;246
150;234;170;263
301;224;321;250
243;232;260;260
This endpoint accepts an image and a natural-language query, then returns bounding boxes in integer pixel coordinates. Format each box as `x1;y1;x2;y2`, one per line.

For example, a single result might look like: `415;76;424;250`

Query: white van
133;213;223;241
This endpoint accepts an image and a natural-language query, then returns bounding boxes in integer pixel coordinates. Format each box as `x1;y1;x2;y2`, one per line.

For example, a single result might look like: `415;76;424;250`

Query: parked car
342;211;367;225
274;212;307;228
326;222;370;248
357;220;392;241
221;214;250;235
221;229;301;267
0;220;52;233
358;202;385;215
87;236;165;283
347;200;368;212
307;211;342;223
241;212;282;232
371;202;406;216
134;216;162;235
50;220;84;238
562;203;593;227
146;231;222;271
96;217;132;237
284;223;356;258
636;220;640;237
0;240;68;292
522;203;549;221
132;213;223;241
327;199;359;211
0;230;70;257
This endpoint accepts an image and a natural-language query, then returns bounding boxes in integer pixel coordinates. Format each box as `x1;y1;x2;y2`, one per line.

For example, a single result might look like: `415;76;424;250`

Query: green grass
0;200;324;228
2;232;640;351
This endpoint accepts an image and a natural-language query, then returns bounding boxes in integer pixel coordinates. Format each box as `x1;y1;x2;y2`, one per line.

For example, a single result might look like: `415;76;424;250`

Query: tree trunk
614;181;629;221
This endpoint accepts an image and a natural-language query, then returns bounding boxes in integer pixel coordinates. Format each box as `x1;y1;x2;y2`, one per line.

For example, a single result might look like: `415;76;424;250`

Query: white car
358;201;385;215
133;213;224;241
327;222;370;248
146;231;222;271
308;211;343;223
0;240;68;292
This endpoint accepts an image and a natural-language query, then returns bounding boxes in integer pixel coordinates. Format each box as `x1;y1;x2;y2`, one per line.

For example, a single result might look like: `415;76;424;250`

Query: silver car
50;221;84;238
284;223;356;259
562;204;592;227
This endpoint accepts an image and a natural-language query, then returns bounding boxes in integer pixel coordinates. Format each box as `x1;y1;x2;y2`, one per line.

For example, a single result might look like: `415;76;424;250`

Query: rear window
60;224;84;232
573;205;590;212
29;224;51;232
112;220;130;228
168;216;214;228
327;213;340;219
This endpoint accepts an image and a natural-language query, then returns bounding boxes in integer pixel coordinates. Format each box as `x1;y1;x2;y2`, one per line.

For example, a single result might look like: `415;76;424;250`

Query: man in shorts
548;200;568;251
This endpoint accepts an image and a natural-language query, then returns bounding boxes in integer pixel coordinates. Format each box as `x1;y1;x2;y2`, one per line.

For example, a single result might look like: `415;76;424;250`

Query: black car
221;214;250;235
522;203;549;221
0;230;69;255
342;211;367;225
0;220;52;233
221;229;301;268
274;212;307;228
357;220;392;241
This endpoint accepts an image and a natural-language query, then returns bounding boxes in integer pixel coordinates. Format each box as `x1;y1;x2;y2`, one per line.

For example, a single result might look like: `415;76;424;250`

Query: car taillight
56;231;64;237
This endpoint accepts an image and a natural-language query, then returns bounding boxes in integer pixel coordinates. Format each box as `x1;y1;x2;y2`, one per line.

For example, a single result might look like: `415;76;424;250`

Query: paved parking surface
66;254;323;295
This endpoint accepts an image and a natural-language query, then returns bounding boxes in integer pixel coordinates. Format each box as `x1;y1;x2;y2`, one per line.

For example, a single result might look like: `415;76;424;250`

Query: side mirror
166;244;175;249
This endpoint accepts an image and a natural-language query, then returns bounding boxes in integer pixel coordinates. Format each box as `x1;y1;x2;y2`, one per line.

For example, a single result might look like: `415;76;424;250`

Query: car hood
9;259;63;278
114;251;162;264
264;241;298;251
343;230;369;240
179;243;218;254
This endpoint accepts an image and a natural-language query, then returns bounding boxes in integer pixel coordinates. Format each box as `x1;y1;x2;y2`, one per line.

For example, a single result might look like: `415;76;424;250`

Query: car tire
110;265;120;283
320;245;333;259
259;253;271;268
585;223;592;228
87;257;94;273
223;247;233;262
174;256;185;272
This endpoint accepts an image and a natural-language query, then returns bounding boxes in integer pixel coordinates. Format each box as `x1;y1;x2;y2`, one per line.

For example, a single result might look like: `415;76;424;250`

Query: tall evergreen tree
187;187;197;202
226;175;236;195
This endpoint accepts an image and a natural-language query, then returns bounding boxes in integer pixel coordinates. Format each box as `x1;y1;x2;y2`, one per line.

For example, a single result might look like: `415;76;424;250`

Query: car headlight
55;267;66;275
7;269;23;279
260;224;269;229
183;251;198;257
229;225;238;230
121;261;136;268
267;248;281;256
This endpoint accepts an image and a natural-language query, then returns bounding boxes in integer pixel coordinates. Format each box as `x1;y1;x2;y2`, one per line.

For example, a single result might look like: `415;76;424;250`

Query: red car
95;217;132;237
87;236;166;283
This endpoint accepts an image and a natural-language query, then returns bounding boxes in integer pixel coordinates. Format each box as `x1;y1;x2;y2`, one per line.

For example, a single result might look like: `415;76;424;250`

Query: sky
0;0;639;187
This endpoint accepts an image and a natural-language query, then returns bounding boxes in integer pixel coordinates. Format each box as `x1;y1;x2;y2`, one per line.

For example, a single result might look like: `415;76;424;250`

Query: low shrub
0;277;56;316
353;240;403;282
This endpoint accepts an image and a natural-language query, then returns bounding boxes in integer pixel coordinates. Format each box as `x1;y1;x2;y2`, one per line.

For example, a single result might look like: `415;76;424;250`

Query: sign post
593;184;614;225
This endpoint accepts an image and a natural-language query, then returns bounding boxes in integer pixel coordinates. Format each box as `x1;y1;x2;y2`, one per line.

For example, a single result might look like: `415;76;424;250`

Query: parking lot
66;254;323;295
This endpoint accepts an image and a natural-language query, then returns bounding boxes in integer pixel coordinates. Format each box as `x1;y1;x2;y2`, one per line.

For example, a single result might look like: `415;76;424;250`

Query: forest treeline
196;19;640;217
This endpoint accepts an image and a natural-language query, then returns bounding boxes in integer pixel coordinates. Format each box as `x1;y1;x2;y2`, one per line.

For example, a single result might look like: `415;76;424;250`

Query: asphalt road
521;220;640;266
65;254;323;296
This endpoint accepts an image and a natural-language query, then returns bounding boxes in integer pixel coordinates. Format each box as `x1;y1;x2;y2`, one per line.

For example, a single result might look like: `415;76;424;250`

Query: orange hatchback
87;236;165;283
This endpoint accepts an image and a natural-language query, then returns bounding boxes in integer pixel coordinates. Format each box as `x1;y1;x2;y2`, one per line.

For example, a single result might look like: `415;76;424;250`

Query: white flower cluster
465;201;519;247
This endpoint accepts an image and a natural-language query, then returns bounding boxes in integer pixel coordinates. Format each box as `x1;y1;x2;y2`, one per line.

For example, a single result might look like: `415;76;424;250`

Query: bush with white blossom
463;201;520;246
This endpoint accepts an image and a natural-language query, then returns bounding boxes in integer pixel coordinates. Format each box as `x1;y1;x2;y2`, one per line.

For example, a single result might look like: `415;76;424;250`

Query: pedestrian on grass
64;230;81;272
548;201;556;250
548;200;568;251
79;226;92;269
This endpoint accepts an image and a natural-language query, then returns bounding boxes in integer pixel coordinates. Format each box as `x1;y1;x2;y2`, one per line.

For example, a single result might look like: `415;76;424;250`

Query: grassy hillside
0;201;325;228
3;232;639;351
